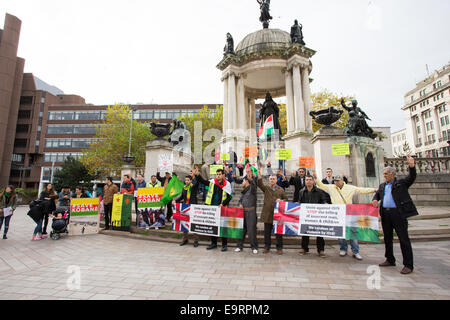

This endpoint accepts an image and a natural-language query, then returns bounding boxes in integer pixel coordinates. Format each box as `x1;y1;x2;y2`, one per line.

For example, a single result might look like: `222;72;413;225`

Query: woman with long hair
0;185;17;239
38;183;57;238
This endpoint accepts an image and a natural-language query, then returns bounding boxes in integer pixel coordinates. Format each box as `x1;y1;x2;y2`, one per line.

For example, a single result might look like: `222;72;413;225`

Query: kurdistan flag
257;114;274;140
345;204;380;243
70;198;99;216
220;206;244;239
111;194;133;231
160;175;184;205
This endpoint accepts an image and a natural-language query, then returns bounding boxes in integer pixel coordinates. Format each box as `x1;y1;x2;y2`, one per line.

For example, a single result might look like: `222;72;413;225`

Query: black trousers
166;203;173;221
104;203;113;228
381;208;414;269
210;236;228;246
42;214;49;234
264;223;283;250
301;236;325;253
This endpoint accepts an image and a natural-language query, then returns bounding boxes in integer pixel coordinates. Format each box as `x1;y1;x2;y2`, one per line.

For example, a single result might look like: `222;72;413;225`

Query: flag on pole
257;115;274;140
220;206;244;239
345;204;380;243
161;176;184;205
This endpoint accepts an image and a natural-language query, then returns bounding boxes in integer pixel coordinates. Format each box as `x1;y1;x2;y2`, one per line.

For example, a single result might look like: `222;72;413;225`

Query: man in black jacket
372;155;417;275
289;168;306;202
175;174;201;247
157;171;173;221
298;175;329;257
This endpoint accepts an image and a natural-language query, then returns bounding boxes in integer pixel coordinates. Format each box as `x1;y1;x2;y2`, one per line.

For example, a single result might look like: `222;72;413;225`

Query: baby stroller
50;207;70;240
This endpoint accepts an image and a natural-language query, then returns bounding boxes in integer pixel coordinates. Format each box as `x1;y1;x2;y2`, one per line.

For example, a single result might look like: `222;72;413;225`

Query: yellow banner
332;143;350;156
220;153;230;161
275;149;292;160
111;194;123;224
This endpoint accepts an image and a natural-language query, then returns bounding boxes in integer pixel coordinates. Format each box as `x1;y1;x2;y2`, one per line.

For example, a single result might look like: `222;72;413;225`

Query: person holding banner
298;176;329;257
197;169;232;252
235;177;258;254
257;175;288;255
103;177;119;230
175;174;201;248
314;173;377;260
146;175;161;188
157;171;173;221
135;174;147;226
372;155;417;275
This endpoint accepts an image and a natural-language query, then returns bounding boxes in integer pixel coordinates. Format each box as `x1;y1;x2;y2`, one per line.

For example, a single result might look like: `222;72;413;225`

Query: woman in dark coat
38;183;57;238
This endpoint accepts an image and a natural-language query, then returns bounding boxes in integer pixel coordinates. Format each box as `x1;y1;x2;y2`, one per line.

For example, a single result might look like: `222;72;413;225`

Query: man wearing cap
372;155;417;274
314;172;377;260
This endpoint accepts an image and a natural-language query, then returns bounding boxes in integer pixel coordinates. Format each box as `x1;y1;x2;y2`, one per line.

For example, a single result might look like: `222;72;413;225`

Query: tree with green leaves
310;89;353;132
80;104;155;176
177;105;223;159
53;156;98;192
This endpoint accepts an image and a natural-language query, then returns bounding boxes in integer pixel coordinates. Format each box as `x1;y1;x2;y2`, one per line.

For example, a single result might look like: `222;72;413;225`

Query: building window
16;124;29;133
12;154;24;163
18;110;31;119
417;126;421;134
446;116;449;125
14;139;27;148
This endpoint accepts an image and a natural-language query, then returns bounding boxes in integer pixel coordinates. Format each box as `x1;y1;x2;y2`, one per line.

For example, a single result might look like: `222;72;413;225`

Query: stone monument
217;6;316;172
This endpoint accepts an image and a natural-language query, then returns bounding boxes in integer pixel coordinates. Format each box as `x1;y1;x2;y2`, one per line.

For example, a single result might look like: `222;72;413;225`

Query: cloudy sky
2;0;449;131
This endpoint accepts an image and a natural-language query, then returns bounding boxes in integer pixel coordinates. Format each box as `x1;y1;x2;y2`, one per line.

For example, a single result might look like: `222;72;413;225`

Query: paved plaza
0;206;449;300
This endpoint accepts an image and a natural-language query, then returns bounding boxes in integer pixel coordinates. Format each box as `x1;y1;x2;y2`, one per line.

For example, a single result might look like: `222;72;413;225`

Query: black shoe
206;244;217;250
2;235;7;240
179;240;188;246
193;241;199;248
221;246;228;252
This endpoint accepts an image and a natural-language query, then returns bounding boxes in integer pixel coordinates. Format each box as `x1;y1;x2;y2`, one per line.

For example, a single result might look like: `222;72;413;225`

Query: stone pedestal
121;164;138;181
311;126;350;180
283;131;314;173
346;136;385;204
145;139;193;182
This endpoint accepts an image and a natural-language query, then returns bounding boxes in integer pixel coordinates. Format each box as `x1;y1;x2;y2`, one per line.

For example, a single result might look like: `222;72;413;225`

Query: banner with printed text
137;188;165;208
69;198;100;235
172;203;244;239
273;201;380;242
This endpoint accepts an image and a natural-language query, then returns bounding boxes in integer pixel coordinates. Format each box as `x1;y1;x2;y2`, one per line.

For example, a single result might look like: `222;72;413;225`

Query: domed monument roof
235;29;291;56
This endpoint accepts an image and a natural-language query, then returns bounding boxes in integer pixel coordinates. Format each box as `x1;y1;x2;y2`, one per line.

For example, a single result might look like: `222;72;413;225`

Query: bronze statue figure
290;20;305;45
223;33;235;56
257;0;272;29
259;92;281;140
341;98;377;139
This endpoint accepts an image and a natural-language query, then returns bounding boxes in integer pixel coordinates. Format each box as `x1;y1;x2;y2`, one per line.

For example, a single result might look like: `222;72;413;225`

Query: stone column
432;107;441;140
250;99;256;130
222;75;229;134
292;64;306;131
301;66;312;132
418;112;427;144
409;116;418;146
237;75;247;132
285;69;295;134
228;73;236;135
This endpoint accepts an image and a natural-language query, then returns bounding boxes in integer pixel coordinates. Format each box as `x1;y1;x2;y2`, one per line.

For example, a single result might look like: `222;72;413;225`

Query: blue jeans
339;239;359;254
34;219;43;235
0;215;12;236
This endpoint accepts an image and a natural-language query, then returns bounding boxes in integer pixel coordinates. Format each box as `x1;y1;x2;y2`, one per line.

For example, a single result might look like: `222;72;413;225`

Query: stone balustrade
384;157;450;174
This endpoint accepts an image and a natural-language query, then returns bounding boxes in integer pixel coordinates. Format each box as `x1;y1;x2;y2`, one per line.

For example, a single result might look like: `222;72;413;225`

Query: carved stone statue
257;0;272;29
340;99;377;139
290;20;305;45
223;33;235;56
168;120;191;153
309;107;343;127
259;92;281;140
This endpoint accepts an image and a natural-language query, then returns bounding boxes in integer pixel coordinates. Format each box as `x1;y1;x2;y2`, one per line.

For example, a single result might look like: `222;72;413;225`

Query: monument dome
235;29;291;56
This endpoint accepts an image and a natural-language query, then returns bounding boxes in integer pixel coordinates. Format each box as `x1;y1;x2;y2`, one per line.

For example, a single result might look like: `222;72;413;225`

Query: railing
384;157;450;174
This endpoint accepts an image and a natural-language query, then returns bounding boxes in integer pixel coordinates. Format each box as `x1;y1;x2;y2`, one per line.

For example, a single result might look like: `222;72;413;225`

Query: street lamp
123;105;137;164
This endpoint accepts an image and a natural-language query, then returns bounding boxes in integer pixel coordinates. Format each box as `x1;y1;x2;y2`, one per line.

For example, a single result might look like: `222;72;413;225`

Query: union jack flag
273;201;301;235
172;203;190;232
